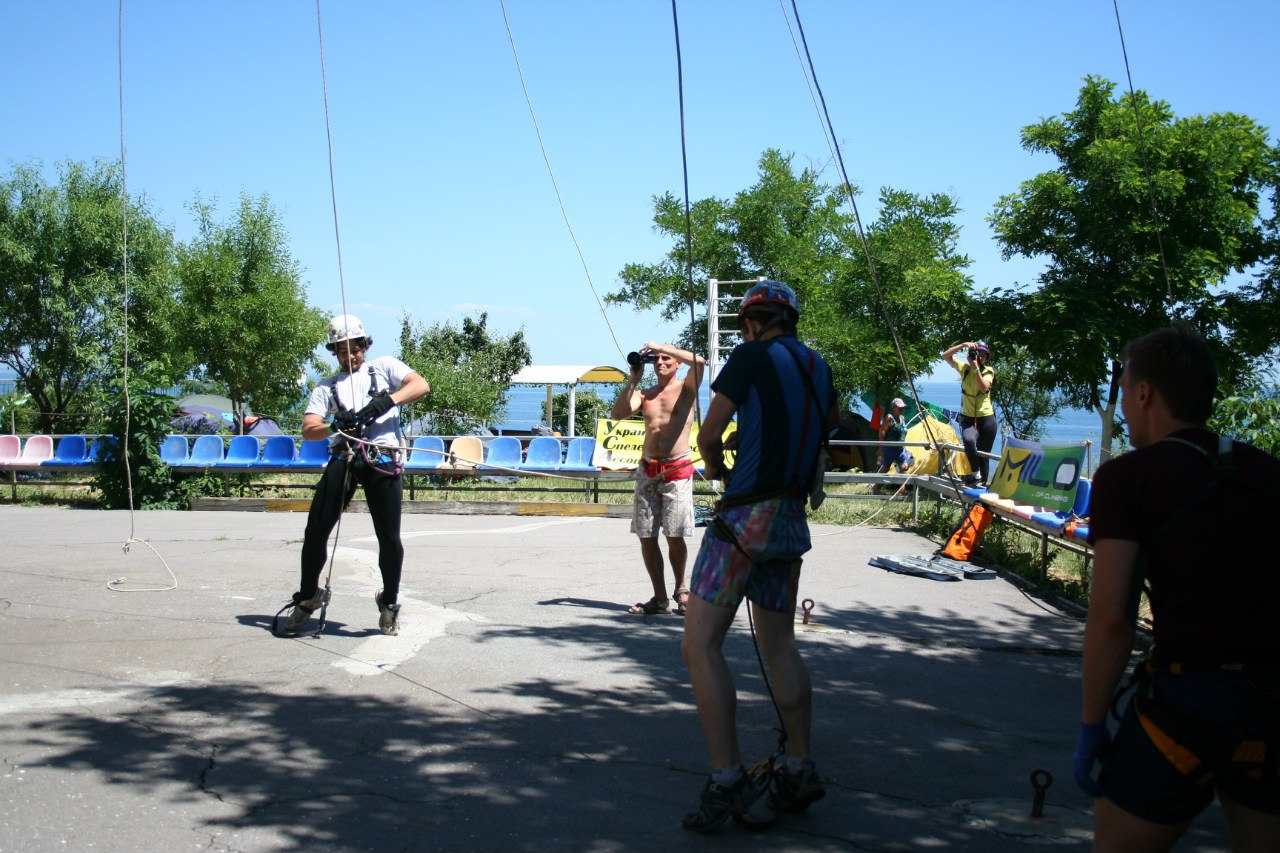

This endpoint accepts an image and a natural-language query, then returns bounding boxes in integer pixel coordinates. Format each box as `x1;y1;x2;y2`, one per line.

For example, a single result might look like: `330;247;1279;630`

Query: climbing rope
786;0;961;494
108;0;177;593
498;0;625;361
1111;0;1175;308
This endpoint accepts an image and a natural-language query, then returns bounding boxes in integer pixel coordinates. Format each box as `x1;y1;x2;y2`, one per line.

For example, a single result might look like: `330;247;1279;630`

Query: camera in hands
626;350;659;367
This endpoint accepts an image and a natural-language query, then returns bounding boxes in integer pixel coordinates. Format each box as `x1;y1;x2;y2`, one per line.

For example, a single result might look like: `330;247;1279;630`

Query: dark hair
1120;325;1217;424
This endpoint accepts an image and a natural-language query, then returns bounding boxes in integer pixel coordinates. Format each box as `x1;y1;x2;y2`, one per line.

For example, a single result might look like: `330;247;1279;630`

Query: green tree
0;160;179;433
987;344;1067;441
1210;389;1280;457
806;188;972;402
988;76;1280;457
398;312;531;435
609;149;971;405
175;193;327;432
551;388;609;437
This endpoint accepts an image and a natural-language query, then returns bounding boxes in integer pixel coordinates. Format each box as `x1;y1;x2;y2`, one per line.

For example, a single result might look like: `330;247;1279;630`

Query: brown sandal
673;588;691;616
628;595;670;615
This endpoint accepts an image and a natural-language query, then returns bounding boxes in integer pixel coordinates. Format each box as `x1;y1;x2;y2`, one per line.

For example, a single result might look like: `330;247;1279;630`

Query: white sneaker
284;589;328;634
375;590;401;636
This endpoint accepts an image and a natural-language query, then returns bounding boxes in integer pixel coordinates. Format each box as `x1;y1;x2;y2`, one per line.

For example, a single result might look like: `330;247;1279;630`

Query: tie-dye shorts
689;497;810;613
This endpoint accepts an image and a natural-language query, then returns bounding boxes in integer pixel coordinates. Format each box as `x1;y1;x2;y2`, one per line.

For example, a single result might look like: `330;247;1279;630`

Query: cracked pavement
0;506;1230;852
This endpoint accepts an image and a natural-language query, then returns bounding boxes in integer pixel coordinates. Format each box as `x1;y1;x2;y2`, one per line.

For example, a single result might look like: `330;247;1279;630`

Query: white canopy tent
510;364;627;437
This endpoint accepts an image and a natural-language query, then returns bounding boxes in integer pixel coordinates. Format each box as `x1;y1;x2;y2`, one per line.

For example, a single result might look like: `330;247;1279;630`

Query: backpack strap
1126;435;1235;623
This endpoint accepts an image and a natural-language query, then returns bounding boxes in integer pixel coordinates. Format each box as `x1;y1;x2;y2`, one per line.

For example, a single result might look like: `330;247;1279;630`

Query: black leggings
299;451;405;604
958;414;997;482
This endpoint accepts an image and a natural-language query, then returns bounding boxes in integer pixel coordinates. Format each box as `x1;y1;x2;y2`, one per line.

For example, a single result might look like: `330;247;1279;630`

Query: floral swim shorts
631;456;694;538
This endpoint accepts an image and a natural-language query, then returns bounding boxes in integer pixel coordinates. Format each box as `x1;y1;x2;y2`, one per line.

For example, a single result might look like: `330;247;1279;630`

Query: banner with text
591;419;736;470
988;436;1086;512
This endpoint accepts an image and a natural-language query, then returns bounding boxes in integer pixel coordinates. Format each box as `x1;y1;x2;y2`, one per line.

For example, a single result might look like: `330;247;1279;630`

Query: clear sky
3;1;1277;372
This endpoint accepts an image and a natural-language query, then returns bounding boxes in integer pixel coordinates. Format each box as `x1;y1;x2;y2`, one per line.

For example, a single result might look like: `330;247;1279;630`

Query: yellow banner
590;419;735;470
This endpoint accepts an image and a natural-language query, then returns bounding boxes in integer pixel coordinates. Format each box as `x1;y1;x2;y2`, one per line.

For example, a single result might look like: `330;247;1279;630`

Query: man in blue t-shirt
679;280;837;832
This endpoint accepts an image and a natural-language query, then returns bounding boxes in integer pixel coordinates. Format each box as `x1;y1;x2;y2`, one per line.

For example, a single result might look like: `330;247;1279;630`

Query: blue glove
331;409;360;434
1073;721;1110;798
356;390;394;425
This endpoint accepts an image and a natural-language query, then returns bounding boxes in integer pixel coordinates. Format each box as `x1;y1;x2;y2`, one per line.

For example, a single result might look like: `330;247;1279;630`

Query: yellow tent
903;416;972;477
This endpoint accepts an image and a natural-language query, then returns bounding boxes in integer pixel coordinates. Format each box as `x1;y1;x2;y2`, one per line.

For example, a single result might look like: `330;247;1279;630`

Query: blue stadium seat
45;435;91;466
560;436;597;470
160;435;189;465
189;435;225;467
290;438;331;468
479;436;523;471
405;436;445;470
217;435;261;467
256;435;297;467
522;436;562;470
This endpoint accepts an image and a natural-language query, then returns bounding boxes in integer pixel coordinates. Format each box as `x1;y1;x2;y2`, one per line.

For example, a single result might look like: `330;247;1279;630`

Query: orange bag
942;503;994;561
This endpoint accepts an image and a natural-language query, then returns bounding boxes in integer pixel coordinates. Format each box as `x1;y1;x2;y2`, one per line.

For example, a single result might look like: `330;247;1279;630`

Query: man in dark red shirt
1076;326;1280;851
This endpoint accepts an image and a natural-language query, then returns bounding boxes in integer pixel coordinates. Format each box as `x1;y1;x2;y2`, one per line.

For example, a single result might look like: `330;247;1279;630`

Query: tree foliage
988;76;1280;456
1210;388;1280;458
609;149;971;405
175;194;327;432
551;388;609;437
0;160;179;433
987;344;1067;442
398;312;531;435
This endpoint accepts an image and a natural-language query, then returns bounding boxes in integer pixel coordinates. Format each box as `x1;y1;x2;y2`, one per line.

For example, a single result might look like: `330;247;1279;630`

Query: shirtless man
611;341;706;616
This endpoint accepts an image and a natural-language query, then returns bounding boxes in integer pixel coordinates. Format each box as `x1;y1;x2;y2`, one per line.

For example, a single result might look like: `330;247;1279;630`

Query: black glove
331;409;360;434
356;390;395;425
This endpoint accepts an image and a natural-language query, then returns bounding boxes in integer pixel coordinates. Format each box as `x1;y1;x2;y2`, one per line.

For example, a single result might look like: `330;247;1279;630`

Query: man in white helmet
283;314;430;636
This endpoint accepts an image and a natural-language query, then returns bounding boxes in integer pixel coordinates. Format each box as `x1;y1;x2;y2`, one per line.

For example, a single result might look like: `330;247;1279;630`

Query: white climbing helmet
326;314;368;348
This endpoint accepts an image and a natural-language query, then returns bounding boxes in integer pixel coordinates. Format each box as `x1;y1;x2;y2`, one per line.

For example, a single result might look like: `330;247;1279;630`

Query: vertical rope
785;1;944;450
498;0;624;360
314;0;351;353
117;0;137;529
110;0;176;592
669;0;703;426
1111;0;1174;307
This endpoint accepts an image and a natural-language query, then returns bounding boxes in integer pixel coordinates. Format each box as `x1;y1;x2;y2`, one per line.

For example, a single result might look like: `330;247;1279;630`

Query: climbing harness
1111;655;1280;786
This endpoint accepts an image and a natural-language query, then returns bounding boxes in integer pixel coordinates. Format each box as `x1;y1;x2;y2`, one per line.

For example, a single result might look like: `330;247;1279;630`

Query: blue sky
4;1;1277;374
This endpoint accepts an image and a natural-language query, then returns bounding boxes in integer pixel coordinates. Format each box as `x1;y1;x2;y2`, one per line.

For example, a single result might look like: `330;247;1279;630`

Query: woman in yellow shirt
942;341;996;485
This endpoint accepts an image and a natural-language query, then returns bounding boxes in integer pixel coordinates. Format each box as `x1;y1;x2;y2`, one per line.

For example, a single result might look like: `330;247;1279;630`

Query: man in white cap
283;314;430;636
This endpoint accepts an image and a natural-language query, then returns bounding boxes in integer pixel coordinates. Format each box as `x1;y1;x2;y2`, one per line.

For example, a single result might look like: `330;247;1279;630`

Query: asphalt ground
0;506;1231;852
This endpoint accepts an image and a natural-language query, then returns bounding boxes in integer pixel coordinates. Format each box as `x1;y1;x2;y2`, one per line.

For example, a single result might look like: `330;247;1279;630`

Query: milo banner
988;436;1086;512
591;419;736;471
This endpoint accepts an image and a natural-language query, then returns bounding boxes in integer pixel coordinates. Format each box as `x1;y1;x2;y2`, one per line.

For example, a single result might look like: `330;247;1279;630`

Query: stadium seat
256;435;297;467
160;435;190;465
9;435;53;466
290;438;331;468
189;435;225;467
217;435;261;467
522;436;562;470
440;436;483;469
45;435;91;466
479;436;522;471
560;436;597;470
0;435;21;465
405;436;445;470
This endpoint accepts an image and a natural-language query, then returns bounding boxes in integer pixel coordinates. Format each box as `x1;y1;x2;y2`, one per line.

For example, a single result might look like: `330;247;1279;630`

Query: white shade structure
509;364;627;437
